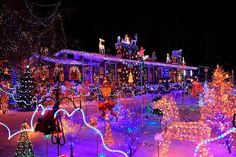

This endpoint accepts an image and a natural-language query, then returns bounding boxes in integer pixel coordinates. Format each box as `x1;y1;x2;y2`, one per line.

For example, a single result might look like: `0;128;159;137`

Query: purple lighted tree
201;66;236;153
117;106;143;157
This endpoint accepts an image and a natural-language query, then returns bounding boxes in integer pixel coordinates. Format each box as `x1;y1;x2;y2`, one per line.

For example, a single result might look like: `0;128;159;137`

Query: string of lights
55;49;198;70
0;86;128;156
194;127;236;157
54;108;129;157
24;0;61;21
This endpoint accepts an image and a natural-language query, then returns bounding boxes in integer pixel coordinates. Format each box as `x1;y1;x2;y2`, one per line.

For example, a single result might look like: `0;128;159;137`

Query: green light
98;153;106;157
44;134;51;139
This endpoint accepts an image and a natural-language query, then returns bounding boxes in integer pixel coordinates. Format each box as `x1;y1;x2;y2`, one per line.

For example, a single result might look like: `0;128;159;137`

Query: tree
62;117;82;157
128;71;134;84
117;106;143;157
0;1;67;64
14;122;35;157
104;113;114;145
198;81;209;106
201;65;236;153
17;65;36;110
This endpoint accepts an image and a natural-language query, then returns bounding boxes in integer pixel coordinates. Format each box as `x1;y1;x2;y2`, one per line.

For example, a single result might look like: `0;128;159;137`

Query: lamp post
100;77;111;101
34;73;79;157
100;77;114;145
140;59;144;127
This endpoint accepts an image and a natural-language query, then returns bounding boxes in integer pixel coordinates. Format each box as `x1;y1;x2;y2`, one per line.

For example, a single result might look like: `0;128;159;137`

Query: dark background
2;1;236;70
61;2;236;70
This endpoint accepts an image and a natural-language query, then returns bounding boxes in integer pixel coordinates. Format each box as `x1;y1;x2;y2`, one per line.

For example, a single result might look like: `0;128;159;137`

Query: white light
54;108;128;157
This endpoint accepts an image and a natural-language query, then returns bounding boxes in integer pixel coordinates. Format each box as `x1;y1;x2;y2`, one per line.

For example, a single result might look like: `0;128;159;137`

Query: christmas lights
53;108;128;157
194;127;236;157
0;104;46;139
0;101;128;156
54;49;198;70
152;96;212;157
200;66;236;153
0;87;37;106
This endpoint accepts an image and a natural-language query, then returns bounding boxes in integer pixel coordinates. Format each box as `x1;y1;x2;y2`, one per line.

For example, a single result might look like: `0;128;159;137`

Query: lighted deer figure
131;34;138;46
153;96;212;157
99;38;105;54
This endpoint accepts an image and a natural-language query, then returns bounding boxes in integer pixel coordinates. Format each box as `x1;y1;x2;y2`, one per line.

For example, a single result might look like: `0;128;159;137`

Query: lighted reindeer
153;96;212;157
99;38;105;54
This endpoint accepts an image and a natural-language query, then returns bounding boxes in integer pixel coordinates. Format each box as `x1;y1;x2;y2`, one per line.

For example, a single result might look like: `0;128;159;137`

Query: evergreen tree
14;122;35;157
128;71;134;84
201;65;236;153
198;81;209;106
104;113;114;145
17;65;36;110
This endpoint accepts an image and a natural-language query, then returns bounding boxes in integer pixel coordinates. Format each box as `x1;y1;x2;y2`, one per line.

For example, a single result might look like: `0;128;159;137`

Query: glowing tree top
14;122;35;157
200;65;236;154
202;65;235;118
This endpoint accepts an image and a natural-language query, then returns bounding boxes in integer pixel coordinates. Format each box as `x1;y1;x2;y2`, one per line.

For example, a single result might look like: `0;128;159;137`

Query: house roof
54;49;198;70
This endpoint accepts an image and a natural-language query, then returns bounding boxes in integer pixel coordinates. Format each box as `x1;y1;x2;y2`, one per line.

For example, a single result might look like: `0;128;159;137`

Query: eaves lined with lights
35;49;198;70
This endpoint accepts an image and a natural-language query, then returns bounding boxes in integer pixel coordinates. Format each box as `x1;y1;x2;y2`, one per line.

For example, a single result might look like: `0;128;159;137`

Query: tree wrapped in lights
17;65;36;110
104;113;114;145
0;1;67;63
14;122;35;157
0;92;9;114
117;105;143;157
62;117;82;157
198;81;209;106
201;65;236;153
99;77;115;145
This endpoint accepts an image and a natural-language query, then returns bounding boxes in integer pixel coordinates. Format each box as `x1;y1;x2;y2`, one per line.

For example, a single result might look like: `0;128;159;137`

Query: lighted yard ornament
191;77;203;97
89;115;98;127
122;34;131;45
69;66;80;80
62;117;82;157
146;95;163;119
34;80;80;156
181;57;185;66
0;92;9;114
198;81;209;106
200;65;236;153
131;33;138;46
153;96;212;157
98;77;117;144
98;77;116;117
170;49;183;64
99;38;105;54
14;122;35;157
138;47;145;57
128;71;134;85
0;91;128;157
166;53;171;63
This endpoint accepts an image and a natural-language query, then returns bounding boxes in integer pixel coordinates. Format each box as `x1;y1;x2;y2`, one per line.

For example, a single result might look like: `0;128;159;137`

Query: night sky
60;2;235;70
3;1;236;70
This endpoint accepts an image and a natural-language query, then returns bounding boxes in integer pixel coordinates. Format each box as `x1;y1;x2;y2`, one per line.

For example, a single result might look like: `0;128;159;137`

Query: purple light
32;54;99;66
55;49;198;70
